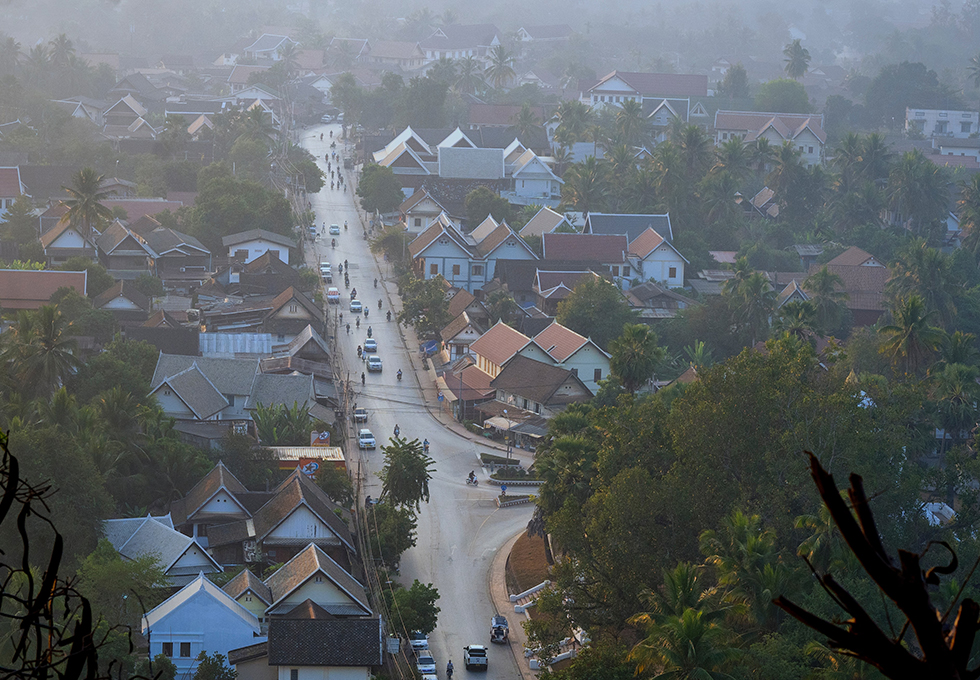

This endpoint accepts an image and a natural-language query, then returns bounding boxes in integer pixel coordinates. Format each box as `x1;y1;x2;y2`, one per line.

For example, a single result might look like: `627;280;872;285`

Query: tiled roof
144;227;209;256
103;198;183;222
469;320;531;367
0;270;87;309
399;186;445;214
108;514;219;572
256;470;354;550
228;64;271;85
714;110;827;144
264;543;369;612
438;146;504;180
268;286;324;324
588;70;708;97
443;363;495;402
244;34;294;54
826;246;881;267
222;567;272;604
628;227;666;258
468;104;545;127
535;270;601;297
151;353;259;396
170;461;249;527
519;207;567;237
490;354;586;404
153;363;228;419
245;373;314;410
532;322;591;362
585;212;673;242
0;166;23;197
469;215;500;243
441;311;479;342
143;574;259;631
268;615;383;666
810;262;888;312
420;23;500;50
542;233;627;263
222;228;296;249
521;24;574;40
369;40;422;60
474;223;524;258
93;279;151;312
448;289;477;317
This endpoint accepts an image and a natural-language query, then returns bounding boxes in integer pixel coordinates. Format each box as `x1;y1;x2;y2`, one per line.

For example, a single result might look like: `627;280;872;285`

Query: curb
486;478;541;487
495;495;533;507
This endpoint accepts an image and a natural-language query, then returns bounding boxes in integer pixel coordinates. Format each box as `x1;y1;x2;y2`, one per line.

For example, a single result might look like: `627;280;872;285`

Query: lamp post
503;408;511;462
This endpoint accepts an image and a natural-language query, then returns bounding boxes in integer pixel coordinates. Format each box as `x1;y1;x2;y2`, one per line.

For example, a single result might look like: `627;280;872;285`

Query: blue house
142;573;264;678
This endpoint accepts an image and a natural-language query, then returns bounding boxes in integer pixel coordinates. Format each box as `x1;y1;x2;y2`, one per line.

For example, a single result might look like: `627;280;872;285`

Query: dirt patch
505;531;551;594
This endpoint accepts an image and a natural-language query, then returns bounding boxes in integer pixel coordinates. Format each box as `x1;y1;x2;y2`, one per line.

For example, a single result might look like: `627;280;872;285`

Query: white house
518;321;611;394
519;206;572;238
40;220;98;266
103;515;223;587
582;70;708;109
627;227;687;287
418;24;501;64
507;148;562;202
713;110;826;167
907;108;979;139
142;573;263;678
935;137;980;162
0;167;25;217
222;229;296;265
408;213;537;293
399;186;448;234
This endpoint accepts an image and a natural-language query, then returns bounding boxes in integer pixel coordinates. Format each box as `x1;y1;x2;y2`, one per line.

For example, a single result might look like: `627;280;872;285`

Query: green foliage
397;273;453;339
367;502;418;568
753;79;810;113
76;538;168;629
866;61;957;129
464;186;511;226
59;256;114;297
539;639;636;680
297;266;320;291
556;276;636;350
379;436;436;511
49;288;118;343
387;579;441;635
717;63;750;101
193;652;237;680
356;164;404;214
68;336;157;403
609;323;667;393
316;464;354;507
134;272;164;298
217;432;282;490
0;195;37;242
253;401;315;446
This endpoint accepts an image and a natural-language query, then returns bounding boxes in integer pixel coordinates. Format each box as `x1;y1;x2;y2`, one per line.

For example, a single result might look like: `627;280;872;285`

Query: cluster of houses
104;463;381;679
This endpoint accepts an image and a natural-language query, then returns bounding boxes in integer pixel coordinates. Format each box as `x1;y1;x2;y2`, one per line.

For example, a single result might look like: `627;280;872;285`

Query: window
808;146;814;153
289;304;297;313
570;368;578;377
471;264;484;276
622;266;630;277
180;642;191;658
224;394;235;406
594;368;602;382
668;267;677;278
799;145;804;152
523;399;529;409
291;670;299;680
197;524;208;537
162;643;173;657
534;403;541;414
452;264;460;276
611;266;619;276
430;264;438;275
414;218;422;227
963;122;973;133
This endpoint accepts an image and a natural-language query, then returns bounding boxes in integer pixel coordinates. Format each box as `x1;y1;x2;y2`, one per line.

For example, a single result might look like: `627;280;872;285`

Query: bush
490;467;539;481
480;452;521;466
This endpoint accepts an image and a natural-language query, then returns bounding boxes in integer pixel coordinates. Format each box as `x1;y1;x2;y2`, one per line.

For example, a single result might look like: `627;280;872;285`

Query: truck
463;645;488;671
490;616;509;643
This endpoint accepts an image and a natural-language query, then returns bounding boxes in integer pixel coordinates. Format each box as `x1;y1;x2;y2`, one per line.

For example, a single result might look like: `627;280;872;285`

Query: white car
416;652;436;675
329;224;341;235
367;355;383;372
364;339;377;352
326;287;340;303
350;299;362;313
358;429;376;449
409;631;429;651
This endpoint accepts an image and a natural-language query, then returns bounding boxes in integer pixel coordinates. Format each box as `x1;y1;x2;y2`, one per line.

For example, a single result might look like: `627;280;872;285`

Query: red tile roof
103;198;184;221
532;322;589;362
0;167;23;198
469;320;530;367
0;269;87;309
628;228;667;259
826;246;882;267
542;233;627;263
588;70;708;97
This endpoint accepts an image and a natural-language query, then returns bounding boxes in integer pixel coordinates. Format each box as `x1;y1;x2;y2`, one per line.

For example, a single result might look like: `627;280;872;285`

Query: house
400;186;449;234
328;37;371;64
0;166;25;217
714;110;826;167
103;96;156;139
408;213;537;293
222;568;272;623
215;250;302;298
516;25;574;43
907;108;978;139
517;321;610;394
488;259;600;308
438;362;496;422
141;573;262;679
520;207;572;238
489;354;593;417
223;229;296;265
625;281;697;319
533;269;603;314
447;287;490;326
40;219;98;266
207;470;355;567
506;148;562;203
262;542;368;616
367;40;425;71
808;246;888;326
419;24;501;64
467;104;545;129
103;514;222;586
243;34;300;63
96;220;154;274
582;70;708;110
260;287;325;342
93;279;152;327
169;461;259;549
260;325;333;382
776;279;809;308
584;212;674;242
228;64;271;92
142;225;212;291
627;227;688;287
108;73;168;105
0;269;86;310
469;320;531;378
542;232;630;285
440;311;485;360
934;137;980;163
51;96;106;127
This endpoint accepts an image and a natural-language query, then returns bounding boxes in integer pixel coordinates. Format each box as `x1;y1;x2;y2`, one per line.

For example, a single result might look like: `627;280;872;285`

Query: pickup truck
463;645;488;671
353;408;368;423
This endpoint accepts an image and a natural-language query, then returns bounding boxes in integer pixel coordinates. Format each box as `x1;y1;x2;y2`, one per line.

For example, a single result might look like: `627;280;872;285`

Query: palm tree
277;42;299;79
511;102;539;142
750;137;776;181
454;56;484;94
859;133;892;182
240;106;276;144
700;171;742;226
931;362;980;462
609;323;666;393
560;156;608;215
440;8;458;25
554;100;592;145
651;141;687;216
832;132;864;193
379;436;436;511
534;435;598;515
937;330;980;370
783;39;811;80
677;124;712;181
888;149;949;237
22;44;49;86
551;145;572;177
683;341;714;372
59;167;114;243
331;40;358;70
968;53;980;112
795;497;849;573
632;563;723;626
711;137;751;182
767;142;804;197
48;33;74;69
0;306;79;400
775;300;818;340
629;608;739;678
879;294;944;377
615;99;647;147
484;45;516;89
804;266;849;334
738;272;777;345
0;35;21;75
887;239;960;328
959;174;980;259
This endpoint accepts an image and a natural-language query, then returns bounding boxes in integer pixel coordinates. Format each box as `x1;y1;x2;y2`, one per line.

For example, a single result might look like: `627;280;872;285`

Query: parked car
329;224;341;235
409;631;429;651
358;429;376;449
350;299;363;313
367;355;383;372
416;652;436;675
364;339;377;352
463;645;488;670
353;407;368;423
326;287;340;303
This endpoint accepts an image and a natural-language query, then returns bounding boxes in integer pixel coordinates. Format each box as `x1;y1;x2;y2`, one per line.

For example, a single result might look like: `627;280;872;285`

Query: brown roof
588;70;708;97
440;311;478;343
103;198;184;222
628;228;667;259
826;246;882;268
229;64;270;85
222;567;272;604
267;615;382;666
811;263;889;312
535;270;601;296
469;320;531;367
474;223;525;258
0;166;23;197
490;355;590;404
399;186;445;214
714;110;827;144
443;364;495;402
447;288;476;317
269;287;324;324
542;233;627;263
408;222;447;259
531;322;591;362
257;470;354;550
264;543;369;613
0;270;87;309
169;461;249;527
468;104;544;127
93;279;151;312
369;40;423;60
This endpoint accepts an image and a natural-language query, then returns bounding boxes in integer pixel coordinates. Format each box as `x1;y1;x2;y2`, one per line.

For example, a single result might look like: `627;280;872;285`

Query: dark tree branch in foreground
774;452;980;680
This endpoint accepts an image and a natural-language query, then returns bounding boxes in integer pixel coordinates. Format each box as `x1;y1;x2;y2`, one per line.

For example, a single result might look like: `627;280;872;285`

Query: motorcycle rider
386;310;392;321
468;471;476;483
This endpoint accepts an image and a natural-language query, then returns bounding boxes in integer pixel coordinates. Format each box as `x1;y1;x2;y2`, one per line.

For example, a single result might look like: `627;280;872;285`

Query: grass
506;531;552;594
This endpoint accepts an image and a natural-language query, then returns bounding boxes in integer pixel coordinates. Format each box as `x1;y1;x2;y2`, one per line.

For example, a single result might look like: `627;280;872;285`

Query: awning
484;416;520;431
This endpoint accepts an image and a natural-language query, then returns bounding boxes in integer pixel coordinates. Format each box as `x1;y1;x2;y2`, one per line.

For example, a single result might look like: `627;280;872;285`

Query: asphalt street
302;124;533;678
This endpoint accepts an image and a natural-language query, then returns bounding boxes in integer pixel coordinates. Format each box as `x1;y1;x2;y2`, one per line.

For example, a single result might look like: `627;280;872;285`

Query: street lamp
503;408;511;462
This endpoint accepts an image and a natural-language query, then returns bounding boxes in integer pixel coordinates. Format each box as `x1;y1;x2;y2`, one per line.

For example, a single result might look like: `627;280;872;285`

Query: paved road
302;125;533;678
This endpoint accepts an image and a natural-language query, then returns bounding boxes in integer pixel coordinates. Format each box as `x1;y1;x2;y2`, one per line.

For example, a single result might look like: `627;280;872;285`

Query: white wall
227;240;290;264
266;505;341;545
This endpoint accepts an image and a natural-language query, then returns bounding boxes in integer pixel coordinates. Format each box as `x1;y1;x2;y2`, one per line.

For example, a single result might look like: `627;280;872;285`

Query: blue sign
438;392;444;402
500;484;507;495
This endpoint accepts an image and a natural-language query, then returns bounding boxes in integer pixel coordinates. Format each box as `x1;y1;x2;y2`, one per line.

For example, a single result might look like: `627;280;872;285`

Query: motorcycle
396;369;402;381
367;326;373;338
357;346;362;358
466;477;479;486
378;299;383;310
364;308;369;318
386;311;392;322
331;238;336;248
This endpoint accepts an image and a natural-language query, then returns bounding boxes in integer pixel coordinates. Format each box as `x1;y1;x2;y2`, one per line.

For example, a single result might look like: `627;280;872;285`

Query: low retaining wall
496;495;533;507
487;477;541;487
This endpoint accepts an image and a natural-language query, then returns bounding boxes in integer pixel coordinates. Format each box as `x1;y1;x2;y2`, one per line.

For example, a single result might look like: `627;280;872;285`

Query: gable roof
0;270;87;309
469;214;501;243
369;40;423;60
399;186;446;214
469;320;531;366
268;615;383;666
587;70;708;97
714;110;827;144
520;207;569;237
535;269;602;300
441;311;481;343
584;212;674;242
110;73;167;101
438;127;477;148
152;353;259;397
222;228;296;249
532;321;606;362
244;34;297;54
408;217;467;259
93;279;151;312
143;227;209;256
776;280;809;308
170;461;249;527
468;103;545;127
490;354;589;403
419;23;500;50
244;373;314;411
255;470;354;550
143;573;259;631
542;232;628;263
521;24;574;39
107;514;222;573
263;543;369;614
150;363;228;419
447;288;477;317
628;227;689;263
0;166;24;197
438;146;504;180
40;219;96;249
268;286;324;324
223;567;273;605
474;223;536;260
826;246;883;267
